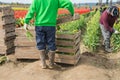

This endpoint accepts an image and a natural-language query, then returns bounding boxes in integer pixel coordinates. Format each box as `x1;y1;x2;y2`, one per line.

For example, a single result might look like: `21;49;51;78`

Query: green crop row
111;22;120;52
83;11;100;51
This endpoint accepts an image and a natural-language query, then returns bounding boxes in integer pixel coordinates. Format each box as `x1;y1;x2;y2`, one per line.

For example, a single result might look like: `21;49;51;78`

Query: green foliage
83;11;101;51
57;15;85;34
0;56;7;64
111;23;120;52
26;30;34;41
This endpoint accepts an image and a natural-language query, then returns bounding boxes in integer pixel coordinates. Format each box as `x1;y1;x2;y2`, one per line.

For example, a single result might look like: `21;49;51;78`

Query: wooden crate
55;31;81;65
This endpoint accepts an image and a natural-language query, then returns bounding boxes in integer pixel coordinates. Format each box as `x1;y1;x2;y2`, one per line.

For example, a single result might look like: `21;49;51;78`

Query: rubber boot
48;51;55;69
40;50;47;69
104;40;112;53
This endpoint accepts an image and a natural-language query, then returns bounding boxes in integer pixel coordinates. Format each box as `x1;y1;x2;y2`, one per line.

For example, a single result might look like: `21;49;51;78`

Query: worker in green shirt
24;0;74;69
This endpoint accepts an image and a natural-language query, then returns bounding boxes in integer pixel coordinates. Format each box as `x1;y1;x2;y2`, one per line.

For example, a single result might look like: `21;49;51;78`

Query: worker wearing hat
100;6;120;53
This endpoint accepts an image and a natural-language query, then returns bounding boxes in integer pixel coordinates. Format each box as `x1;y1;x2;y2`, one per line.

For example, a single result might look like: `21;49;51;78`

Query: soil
0;44;120;80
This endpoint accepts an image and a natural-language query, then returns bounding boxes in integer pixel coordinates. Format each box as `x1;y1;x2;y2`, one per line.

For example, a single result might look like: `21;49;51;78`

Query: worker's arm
24;0;36;24
58;0;74;16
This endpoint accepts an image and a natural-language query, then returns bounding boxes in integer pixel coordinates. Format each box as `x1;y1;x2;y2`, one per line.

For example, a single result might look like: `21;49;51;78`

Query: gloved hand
114;30;120;34
73;13;80;20
23;23;29;31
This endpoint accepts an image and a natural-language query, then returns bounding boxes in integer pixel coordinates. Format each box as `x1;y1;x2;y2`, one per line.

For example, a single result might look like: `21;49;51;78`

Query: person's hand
73;13;80;20
114;30;120;34
23;23;29;31
116;19;120;24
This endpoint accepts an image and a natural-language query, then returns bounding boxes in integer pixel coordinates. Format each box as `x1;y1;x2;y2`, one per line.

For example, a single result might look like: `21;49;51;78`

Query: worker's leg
35;27;47;69
100;24;112;53
45;27;57;68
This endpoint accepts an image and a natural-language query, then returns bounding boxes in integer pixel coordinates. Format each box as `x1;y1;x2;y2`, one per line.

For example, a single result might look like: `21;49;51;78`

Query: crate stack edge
0;6;16;55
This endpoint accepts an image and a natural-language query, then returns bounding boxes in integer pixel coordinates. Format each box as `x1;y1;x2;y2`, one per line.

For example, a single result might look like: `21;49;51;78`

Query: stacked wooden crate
15;15;81;65
0;6;16;54
15;27;81;65
15;27;40;59
55;31;81;65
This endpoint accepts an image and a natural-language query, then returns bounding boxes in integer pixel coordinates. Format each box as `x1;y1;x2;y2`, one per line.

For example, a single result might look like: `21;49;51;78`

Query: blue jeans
35;26;56;51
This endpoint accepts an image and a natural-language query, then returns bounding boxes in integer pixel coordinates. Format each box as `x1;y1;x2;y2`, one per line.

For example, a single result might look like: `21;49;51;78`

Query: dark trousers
100;24;113;49
35;26;56;51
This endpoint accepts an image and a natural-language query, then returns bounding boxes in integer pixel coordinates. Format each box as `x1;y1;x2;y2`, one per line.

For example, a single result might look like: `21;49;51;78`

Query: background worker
100;6;120;53
24;0;74;69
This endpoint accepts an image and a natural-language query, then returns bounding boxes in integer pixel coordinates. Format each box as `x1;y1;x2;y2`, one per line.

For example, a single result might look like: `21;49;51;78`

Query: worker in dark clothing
100;6;120;53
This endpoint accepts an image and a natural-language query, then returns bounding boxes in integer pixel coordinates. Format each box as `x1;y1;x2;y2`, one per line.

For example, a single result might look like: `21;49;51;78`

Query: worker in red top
100;6;120;53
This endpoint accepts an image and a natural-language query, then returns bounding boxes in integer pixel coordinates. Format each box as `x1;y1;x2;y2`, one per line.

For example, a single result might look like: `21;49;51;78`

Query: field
0;5;120;80
1;44;120;80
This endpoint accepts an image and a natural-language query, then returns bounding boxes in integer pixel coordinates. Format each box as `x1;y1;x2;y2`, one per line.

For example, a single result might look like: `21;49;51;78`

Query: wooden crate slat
56;40;74;46
15;27;35;33
0;16;15;25
15;37;35;41
0;31;16;38
0;43;14;50
55;50;80;60
74;31;81;39
0;6;14;16
0;23;15;31
15;47;40;59
56;31;81;40
16;28;35;37
0;23;15;30
57;42;80;53
55;58;75;64
55;54;75;60
74;37;80;47
55;50;80;65
56;34;74;40
15;40;36;47
0;47;15;54
56;35;80;47
15;37;35;47
4;35;16;41
56;47;75;53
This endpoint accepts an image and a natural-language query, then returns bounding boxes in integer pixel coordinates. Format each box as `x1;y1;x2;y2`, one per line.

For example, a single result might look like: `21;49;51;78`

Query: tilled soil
0;46;120;80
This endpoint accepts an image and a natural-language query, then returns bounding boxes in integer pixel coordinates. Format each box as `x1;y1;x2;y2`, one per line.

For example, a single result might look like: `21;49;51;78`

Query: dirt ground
1;44;120;80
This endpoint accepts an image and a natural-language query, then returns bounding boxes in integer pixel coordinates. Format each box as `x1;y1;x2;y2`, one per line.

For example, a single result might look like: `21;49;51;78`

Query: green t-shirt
24;0;74;26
